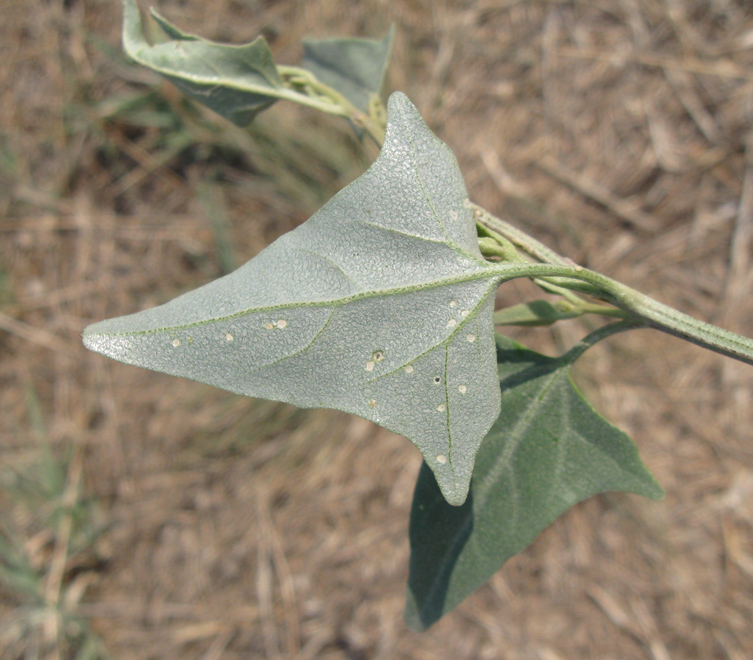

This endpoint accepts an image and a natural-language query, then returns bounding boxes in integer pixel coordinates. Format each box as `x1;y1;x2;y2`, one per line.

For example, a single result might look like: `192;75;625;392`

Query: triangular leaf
302;28;394;113
82;92;504;506
122;0;283;125
405;333;664;630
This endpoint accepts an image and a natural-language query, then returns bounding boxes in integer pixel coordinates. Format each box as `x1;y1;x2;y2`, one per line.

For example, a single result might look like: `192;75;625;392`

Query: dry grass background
2;0;753;658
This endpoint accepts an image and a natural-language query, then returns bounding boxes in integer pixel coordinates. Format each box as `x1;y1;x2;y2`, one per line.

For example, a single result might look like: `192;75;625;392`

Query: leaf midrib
84;265;500;338
410;361;562;621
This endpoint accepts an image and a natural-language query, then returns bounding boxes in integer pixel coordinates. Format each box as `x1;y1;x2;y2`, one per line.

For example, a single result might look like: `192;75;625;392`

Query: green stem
611;284;753;366
492;299;628;327
473;203;607;299
277;65;386;146
472;202;569;265
561;321;639;364
269;83;753;366
473;204;753;366
492;262;753;366
573;302;630;319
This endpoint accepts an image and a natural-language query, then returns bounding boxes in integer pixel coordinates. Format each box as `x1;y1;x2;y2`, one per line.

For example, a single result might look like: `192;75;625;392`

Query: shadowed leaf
122;0;283;125
405;333;664;630
303;28;394;112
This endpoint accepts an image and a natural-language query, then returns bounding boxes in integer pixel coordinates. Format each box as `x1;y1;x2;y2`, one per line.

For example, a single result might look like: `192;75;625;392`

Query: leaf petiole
489;261;753;366
559;320;639;364
277;65;386;145
492;299;629;327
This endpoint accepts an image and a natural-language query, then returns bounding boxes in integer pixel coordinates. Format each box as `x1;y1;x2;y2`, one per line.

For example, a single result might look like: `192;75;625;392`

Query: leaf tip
81;321;126;361
433;470;470;507
441;488;468;507
385;90;413;118
646;479;665;501
81;327;108;356
403;604;429;632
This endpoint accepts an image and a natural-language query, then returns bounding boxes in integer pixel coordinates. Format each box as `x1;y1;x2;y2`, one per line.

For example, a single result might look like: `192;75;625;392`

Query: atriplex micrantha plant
83;0;753;630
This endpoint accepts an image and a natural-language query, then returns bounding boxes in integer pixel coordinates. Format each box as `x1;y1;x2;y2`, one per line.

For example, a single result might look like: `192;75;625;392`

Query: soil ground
2;1;753;659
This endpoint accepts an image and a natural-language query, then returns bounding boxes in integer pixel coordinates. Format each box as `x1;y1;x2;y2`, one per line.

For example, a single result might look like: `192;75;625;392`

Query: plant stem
492;262;753;366
608;283;753;366
293;87;753;366
561;321;639;364
472;202;569;265
278;65;386;146
492;299;629;327
473;203;607;299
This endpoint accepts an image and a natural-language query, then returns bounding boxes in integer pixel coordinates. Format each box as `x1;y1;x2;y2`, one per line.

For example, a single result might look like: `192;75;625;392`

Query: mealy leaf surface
83;92;504;505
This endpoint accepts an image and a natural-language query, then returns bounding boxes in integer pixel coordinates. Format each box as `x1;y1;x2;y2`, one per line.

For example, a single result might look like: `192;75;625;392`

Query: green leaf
83;92;504;506
492;299;576;327
405;332;664;630
122;0;283;125
302;28;394;113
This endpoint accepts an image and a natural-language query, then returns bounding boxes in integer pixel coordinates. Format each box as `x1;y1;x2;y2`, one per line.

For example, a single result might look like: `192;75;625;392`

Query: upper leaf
82;92;502;506
302;28;394;113
405;333;664;630
121;0;393;129
122;0;284;125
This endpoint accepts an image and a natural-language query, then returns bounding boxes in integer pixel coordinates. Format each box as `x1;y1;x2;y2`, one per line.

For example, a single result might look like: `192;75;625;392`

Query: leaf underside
123;0;283;126
302;28;394;112
83;92;504;506
404;333;664;630
122;0;392;126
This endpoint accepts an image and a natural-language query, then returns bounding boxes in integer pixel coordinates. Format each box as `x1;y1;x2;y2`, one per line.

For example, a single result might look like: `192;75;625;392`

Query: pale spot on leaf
437;404;446;412
447;319;457;328
276;319;287;328
436;454;447;464
172;338;180;347
466;334;476;343
458;385;467;394
365;361;376;372
405;365;414;373
225;333;234;342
